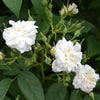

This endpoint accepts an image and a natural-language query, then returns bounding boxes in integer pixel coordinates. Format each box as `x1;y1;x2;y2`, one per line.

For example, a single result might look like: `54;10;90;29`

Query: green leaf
87;35;100;57
95;93;100;100
84;94;100;100
3;0;22;17
0;78;11;100
53;14;60;26
0;65;11;70
5;96;12;100
96;56;100;60
46;82;67;100
9;80;26;100
17;58;30;71
70;90;82;100
3;63;20;76
95;79;100;90
81;21;95;33
84;95;92;100
30;0;46;18
30;0;50;33
36;17;50;33
18;71;44;100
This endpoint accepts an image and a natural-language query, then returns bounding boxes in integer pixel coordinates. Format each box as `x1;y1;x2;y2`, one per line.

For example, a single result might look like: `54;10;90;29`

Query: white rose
52;38;82;73
73;64;99;93
3;20;38;53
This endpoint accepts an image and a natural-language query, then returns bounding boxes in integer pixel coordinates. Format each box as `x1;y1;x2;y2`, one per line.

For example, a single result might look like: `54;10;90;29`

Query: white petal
9;20;16;26
73;42;81;52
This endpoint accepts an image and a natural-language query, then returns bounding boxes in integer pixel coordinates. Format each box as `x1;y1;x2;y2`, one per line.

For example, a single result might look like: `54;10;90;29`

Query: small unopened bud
0;52;3;60
49;3;53;10
89;92;95;100
35;43;42;51
51;47;56;55
74;26;84;37
66;76;71;82
42;0;48;6
28;10;34;21
60;5;68;16
76;23;82;28
74;30;81;37
60;3;79;17
63;27;68;34
46;9;53;20
45;55;51;65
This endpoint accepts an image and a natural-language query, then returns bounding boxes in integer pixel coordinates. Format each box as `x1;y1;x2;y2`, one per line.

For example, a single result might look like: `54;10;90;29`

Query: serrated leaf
0;78;11;100
46;82;66;100
18;71;44;100
3;0;22;17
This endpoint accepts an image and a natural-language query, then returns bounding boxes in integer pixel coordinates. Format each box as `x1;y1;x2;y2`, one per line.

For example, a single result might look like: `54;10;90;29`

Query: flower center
65;54;67;57
67;49;71;52
17;28;20;32
89;77;95;81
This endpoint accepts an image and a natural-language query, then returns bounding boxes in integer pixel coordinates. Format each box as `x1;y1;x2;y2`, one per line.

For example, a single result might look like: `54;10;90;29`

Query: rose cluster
51;38;99;93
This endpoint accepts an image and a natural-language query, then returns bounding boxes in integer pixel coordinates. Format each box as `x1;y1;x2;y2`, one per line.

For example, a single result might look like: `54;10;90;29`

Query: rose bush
0;0;100;100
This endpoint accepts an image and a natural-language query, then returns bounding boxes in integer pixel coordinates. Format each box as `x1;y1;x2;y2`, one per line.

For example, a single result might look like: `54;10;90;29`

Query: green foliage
81;21;95;33
46;82;67;100
5;96;12;100
3;0;22;17
84;95;92;100
18;71;44;100
70;90;82;100
30;0;46;18
87;35;100;57
0;78;11;100
94;93;100;100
